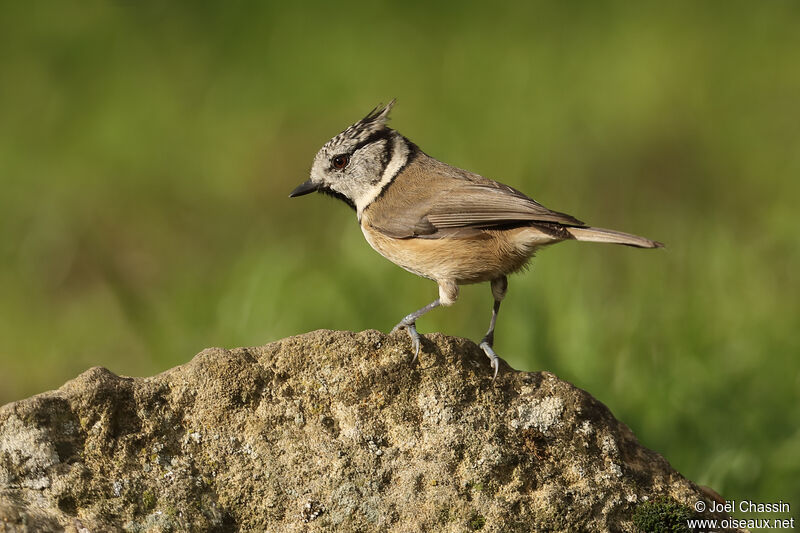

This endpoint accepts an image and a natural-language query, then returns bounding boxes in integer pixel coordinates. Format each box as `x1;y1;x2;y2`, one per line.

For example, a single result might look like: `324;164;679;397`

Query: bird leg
479;276;508;381
391;299;441;363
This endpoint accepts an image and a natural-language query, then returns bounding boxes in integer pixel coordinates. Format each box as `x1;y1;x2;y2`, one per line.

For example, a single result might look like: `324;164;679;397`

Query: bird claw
393;321;421;364
409;325;421;364
479;341;500;382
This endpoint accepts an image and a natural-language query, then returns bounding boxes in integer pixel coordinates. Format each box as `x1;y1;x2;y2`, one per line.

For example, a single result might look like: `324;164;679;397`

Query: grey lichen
511;395;565;433
0;415;60;490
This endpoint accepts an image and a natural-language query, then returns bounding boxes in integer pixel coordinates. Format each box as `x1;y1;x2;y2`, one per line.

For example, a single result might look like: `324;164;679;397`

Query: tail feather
567;226;663;249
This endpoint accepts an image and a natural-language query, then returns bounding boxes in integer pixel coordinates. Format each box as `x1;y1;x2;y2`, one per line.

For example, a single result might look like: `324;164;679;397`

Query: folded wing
425;183;583;229
363;152;584;239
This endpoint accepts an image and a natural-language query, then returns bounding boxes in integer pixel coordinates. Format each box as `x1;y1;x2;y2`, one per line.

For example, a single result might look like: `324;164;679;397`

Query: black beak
289;179;319;198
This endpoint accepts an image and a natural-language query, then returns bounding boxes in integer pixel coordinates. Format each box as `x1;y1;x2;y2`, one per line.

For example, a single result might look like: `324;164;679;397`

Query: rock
0;330;729;532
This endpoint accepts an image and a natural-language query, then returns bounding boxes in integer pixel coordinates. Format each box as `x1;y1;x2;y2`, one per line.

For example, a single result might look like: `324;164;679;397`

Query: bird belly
361;224;549;284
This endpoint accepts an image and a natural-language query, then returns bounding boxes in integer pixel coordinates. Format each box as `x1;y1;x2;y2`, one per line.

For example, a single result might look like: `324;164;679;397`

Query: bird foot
479;341;500;381
392;321;422;363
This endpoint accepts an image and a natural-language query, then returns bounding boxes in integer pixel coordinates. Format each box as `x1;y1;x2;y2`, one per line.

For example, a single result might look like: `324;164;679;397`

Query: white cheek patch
355;136;410;215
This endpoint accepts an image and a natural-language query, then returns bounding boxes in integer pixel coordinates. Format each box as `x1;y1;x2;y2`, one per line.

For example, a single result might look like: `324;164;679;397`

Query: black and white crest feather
325;100;395;154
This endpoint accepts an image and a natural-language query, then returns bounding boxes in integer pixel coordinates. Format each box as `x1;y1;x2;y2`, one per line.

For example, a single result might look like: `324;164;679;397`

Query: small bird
290;101;662;379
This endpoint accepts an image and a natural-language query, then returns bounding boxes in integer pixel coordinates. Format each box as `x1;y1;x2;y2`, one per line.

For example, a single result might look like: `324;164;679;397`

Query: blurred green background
1;0;798;516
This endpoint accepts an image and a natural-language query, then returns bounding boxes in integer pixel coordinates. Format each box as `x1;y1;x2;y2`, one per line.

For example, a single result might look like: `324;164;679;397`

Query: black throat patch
318;186;356;211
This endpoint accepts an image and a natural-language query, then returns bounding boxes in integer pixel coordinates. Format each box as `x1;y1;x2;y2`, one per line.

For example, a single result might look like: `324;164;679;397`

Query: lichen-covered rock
0;330;727;532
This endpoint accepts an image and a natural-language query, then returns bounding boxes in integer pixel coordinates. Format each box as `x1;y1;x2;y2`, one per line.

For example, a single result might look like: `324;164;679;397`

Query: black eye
332;154;350;170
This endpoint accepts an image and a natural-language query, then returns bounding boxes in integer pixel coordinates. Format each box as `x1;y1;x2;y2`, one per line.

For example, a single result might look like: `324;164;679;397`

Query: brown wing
425;182;584;229
362;151;585;239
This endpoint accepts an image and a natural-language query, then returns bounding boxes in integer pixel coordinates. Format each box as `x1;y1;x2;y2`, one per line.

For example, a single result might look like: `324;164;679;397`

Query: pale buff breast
360;223;560;285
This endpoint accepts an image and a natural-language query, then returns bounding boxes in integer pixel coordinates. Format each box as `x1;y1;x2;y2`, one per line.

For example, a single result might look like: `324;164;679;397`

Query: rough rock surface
0;330;725;532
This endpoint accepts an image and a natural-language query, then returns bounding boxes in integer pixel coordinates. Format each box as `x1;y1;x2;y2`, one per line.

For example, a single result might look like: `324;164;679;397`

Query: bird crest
326;100;396;150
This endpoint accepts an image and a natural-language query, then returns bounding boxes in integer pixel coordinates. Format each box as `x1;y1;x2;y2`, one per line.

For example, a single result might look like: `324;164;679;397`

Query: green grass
1;0;798;515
